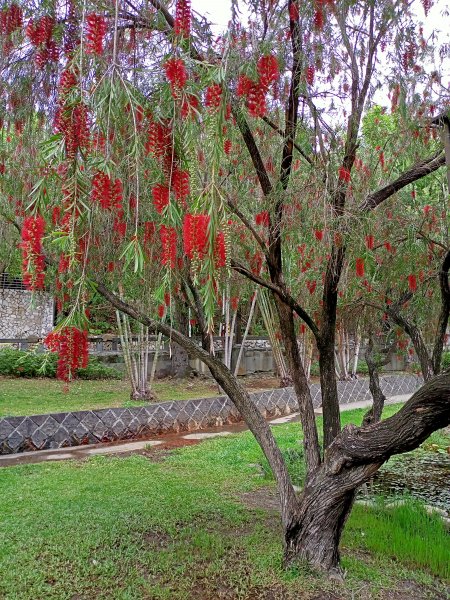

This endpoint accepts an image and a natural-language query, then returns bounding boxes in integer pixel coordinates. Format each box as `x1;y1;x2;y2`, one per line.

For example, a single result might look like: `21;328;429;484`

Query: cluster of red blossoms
160;225;177;268
183;213;210;260
26;15;59;67
174;0;191;38
0;3;22;36
20;214;46;291
164;57;188;98
237;54;279;117
214;231;227;268
86;13;107;55
55;69;90;159
313;0;334;32
152;184;170;214
45;327;89;382
255;211;270;226
91;172;123;211
205;83;222;112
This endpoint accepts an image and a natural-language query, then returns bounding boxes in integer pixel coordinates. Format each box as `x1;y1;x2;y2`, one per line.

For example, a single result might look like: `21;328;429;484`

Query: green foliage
0;347;121;380
441;351;450;371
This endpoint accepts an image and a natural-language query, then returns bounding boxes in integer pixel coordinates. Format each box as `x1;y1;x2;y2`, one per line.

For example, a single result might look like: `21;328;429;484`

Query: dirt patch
142;529;171;549
378;580;449;600
239;486;281;513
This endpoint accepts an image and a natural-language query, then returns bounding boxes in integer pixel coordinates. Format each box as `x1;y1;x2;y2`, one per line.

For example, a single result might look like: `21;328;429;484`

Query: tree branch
360;152;446;212
261;116;313;166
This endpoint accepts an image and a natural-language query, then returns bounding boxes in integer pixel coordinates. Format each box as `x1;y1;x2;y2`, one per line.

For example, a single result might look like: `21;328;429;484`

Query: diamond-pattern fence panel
0;374;422;454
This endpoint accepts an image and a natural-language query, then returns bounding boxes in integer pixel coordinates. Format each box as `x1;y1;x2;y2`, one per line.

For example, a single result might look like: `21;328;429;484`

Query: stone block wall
0;374;422;455
0;289;54;339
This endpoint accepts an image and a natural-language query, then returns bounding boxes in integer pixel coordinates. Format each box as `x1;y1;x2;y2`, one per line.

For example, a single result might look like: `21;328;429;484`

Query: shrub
0;347;121;380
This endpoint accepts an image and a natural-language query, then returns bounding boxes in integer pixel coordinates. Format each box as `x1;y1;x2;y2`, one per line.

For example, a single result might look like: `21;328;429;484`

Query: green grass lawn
0;377;221;417
0;405;448;600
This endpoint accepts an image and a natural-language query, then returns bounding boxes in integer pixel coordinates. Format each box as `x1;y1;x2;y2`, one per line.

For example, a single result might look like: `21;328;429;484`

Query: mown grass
0;404;448;599
0;376;220;417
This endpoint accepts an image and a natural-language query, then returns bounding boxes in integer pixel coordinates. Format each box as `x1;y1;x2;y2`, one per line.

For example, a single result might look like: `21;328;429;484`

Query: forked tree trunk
363;333;388;426
284;372;450;573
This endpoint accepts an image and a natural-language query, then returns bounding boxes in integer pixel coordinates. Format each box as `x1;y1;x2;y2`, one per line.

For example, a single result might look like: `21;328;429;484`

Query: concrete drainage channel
0;395;411;467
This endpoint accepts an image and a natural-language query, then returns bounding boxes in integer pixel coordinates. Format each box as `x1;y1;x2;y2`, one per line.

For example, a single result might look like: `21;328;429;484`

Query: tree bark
285;371;450;574
275;300;321;473
363;333;388;426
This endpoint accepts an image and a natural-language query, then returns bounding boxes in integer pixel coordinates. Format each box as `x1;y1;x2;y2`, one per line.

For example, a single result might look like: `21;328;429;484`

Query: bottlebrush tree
0;0;449;576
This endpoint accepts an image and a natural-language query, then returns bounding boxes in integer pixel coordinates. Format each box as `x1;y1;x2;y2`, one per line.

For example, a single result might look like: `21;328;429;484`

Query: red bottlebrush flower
113;218;127;238
145;120;171;160
52;206;61;225
26;15;54;46
144;221;155;244
181;94;199;119
255;211;270;226
1;3;23;36
164;57;188;97
223;139;232;155
300;323;306;334
56;102;91;159
338;166;351;182
237;74;253;97
20;214;46;291
355;258;364;277
289;1;299;21
171;169;190;204
183;213;210;260
250;252;263;275
86;13;107;55
408;274;417;292
152;184;170;213
164;292;171;306
257;54;279;88
58;254;70;274
214;231;226;268
158;304;165;318
107;261;115;272
314;229;324;242
247;84;266;117
205;83;222;110
313;7;324;31
421;0;431;16
306;280;317;294
45;327;89;382
365;235;374;250
305;65;315;86
423;204;431;215
160;225;177;268
379;150;385;169
384;241;392;253
58;68;78;97
230;296;239;311
174;0;191;38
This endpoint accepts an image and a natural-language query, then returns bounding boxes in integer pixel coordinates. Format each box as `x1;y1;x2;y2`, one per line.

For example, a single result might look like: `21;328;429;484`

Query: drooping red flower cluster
91;172;123;210
0;3;23;36
255;211;270;226
171;169;190;204
164;57;188;97
152;184;170;213
205;83;222;111
421;0;432;17
160;224;177;268
365;235;375;250
85;13;107;55
408;274;417;292
143;221;155;244
26;15;59;67
223;139;232;155
45;326;89;382
214;231;227;268
181;94;199;119
174;0;191;38
145;119;172;161
20;214;46;291
257;55;279;88
355;258;365;277
288;1;299;21
306;65;315;86
237;54;279;118
338;166;351;183
183;213;210;260
55;69;90;160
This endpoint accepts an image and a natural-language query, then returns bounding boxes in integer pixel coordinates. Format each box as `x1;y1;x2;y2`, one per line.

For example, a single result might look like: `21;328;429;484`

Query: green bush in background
0;347;121;380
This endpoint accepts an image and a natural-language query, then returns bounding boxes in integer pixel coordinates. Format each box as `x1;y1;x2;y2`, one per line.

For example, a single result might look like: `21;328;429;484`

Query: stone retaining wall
0;374;422;454
0;289;54;338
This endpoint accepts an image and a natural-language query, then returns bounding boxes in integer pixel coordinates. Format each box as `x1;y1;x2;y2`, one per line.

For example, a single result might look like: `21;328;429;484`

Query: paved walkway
0;394;410;468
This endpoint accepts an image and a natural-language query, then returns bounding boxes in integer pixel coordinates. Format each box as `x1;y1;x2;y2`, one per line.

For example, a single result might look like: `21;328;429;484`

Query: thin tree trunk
234;290;258;376
362;333;387;426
